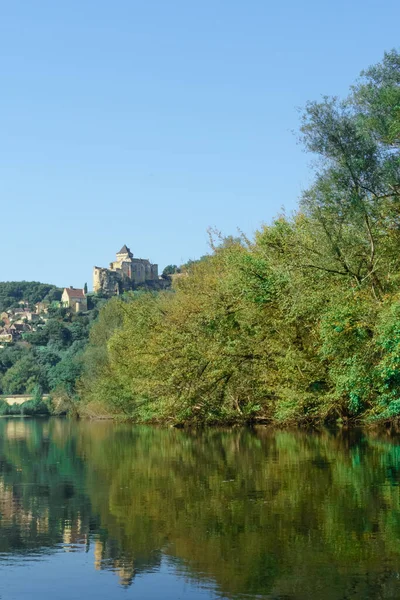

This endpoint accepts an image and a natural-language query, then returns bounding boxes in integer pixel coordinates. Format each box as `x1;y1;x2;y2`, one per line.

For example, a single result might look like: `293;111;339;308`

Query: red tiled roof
64;288;85;298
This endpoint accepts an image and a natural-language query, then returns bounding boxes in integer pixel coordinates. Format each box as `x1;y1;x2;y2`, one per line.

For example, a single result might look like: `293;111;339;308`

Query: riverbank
76;399;400;429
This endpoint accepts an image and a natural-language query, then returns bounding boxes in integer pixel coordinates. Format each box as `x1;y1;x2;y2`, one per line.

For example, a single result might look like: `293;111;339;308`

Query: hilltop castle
93;245;159;296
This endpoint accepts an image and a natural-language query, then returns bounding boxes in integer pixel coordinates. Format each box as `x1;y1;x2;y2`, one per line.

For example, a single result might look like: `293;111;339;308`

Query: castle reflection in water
0;419;138;588
3;417;400;600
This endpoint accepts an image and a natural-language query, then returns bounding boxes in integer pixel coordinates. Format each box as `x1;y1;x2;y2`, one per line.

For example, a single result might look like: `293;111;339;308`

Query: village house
26;312;40;322
10;308;39;323
0;304;49;347
0;312;10;327
12;308;30;319
35;302;48;314
0;330;13;344
61;287;88;313
10;322;31;334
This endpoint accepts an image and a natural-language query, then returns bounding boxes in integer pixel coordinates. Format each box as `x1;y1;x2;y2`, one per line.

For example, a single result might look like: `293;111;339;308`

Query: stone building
93;245;159;296
61;287;88;313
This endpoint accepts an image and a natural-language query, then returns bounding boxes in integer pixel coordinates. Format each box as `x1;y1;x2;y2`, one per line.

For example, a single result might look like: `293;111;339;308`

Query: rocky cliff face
93;266;170;296
93;268;122;295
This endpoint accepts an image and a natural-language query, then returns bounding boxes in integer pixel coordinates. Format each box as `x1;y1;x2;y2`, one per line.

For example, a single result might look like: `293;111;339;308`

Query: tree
162;265;181;279
76;50;400;424
1;355;42;394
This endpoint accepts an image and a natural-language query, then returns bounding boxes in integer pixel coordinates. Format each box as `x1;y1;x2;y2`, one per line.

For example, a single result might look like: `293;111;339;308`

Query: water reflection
1;420;400;598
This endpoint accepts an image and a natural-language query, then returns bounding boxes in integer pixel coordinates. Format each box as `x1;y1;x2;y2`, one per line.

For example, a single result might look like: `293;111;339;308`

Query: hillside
0;281;104;414
0;281;62;312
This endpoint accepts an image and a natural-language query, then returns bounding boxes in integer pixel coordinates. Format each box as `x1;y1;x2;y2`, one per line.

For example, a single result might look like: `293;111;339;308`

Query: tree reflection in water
1;419;400;599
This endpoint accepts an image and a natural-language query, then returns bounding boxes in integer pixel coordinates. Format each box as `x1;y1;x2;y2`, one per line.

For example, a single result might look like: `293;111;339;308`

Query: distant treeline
0;281;61;312
76;50;400;425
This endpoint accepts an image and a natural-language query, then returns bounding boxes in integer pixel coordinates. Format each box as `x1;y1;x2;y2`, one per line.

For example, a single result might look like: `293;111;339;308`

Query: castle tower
116;245;133;263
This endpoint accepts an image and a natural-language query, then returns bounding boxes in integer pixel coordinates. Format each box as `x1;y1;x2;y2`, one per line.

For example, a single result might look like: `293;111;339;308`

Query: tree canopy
0;281;61;312
76;50;400;425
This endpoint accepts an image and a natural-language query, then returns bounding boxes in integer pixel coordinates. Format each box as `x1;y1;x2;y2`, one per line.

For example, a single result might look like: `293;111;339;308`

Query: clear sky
0;0;399;288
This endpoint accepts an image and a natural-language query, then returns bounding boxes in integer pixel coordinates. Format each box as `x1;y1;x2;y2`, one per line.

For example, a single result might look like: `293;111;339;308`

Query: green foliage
2;51;400;425
162;264;181;278
1;355;42;394
0;281;61;311
20;395;49;416
0;399;10;415
0;394;49;416
0;300;95;398
77;51;400;425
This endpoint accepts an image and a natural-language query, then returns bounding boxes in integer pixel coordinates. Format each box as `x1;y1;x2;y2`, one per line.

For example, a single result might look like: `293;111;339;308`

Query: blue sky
0;0;399;288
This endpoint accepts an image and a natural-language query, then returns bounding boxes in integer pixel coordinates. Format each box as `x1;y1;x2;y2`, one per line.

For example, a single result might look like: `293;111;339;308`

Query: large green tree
72;51;400;424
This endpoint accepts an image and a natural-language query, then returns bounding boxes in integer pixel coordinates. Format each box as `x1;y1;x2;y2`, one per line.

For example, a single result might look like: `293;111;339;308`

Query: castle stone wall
93;246;159;296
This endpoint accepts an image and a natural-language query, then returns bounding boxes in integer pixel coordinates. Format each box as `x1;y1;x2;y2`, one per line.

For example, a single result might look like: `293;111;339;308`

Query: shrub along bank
77;51;400;425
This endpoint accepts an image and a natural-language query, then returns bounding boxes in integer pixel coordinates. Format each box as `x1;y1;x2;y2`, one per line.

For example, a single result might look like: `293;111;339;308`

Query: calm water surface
1;419;400;599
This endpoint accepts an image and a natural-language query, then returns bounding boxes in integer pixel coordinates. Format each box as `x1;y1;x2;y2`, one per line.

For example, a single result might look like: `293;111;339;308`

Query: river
0;419;400;599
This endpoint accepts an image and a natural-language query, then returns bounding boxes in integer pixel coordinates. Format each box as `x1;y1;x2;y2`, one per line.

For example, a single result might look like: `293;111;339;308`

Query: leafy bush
76;51;400;425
